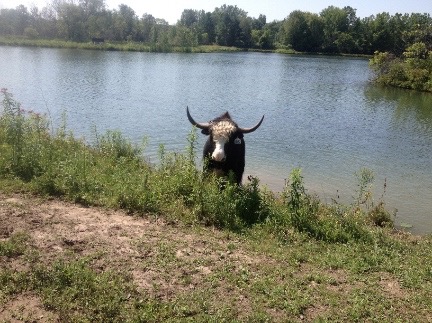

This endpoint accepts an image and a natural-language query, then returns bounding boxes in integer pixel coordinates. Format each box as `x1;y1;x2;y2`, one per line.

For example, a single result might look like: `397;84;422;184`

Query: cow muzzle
212;148;226;162
212;138;227;162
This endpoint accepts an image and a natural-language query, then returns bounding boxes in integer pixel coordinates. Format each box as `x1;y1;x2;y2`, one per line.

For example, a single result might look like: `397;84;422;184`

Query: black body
203;129;245;185
186;107;264;185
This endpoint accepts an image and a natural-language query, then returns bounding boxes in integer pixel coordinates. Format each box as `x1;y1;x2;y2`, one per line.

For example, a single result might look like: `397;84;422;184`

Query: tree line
0;0;431;55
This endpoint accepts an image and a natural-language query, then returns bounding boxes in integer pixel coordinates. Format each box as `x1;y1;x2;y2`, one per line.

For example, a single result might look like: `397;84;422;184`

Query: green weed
354;168;394;227
31;259;135;321
0;232;29;257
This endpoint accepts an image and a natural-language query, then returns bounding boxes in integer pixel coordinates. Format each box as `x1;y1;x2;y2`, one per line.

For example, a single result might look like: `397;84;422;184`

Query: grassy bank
0;36;249;53
1;89;432;321
2;36;371;57
0;88;392;238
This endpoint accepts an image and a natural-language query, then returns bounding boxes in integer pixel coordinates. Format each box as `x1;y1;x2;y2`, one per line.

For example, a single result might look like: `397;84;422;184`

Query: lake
1;46;431;234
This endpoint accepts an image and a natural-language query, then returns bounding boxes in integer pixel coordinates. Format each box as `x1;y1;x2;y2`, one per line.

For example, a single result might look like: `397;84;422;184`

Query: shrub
279;168;377;243
283;168;318;232
370;43;432;92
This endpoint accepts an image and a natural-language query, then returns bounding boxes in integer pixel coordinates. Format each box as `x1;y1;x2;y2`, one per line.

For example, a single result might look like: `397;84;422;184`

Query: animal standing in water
186;107;264;184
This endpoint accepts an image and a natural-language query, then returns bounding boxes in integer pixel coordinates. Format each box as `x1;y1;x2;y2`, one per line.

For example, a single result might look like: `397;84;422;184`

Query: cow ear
201;129;210;135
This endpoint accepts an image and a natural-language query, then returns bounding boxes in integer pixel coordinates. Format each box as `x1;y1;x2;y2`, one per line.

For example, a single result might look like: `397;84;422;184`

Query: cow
186;106;264;185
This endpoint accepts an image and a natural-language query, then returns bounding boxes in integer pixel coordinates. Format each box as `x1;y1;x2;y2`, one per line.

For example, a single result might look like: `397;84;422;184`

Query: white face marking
212;135;228;161
211;121;237;161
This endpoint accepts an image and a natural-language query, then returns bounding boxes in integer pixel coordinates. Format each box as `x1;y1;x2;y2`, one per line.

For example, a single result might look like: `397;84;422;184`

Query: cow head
186;106;264;162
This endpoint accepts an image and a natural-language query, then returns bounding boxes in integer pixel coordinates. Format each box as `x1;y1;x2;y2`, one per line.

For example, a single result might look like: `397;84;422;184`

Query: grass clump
31;259;135;321
0;37;248;54
0;232;30;257
276;168;384;243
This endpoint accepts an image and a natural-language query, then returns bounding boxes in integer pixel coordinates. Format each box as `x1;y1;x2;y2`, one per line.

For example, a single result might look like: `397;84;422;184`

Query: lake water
1;46;431;234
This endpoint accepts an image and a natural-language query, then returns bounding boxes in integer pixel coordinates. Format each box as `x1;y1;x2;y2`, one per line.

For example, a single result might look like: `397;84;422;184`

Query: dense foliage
0;1;431;54
370;42;432;92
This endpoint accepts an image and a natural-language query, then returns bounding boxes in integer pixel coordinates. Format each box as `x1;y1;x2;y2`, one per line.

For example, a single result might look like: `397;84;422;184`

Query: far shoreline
0;36;372;58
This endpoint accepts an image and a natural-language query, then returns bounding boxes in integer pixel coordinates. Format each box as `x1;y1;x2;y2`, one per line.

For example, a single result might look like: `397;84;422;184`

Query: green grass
1;88;432;321
0;232;29;257
1;228;431;321
0;36;247;54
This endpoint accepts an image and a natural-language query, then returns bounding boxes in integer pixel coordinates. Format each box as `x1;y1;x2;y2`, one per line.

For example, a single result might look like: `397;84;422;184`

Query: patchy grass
0;196;431;321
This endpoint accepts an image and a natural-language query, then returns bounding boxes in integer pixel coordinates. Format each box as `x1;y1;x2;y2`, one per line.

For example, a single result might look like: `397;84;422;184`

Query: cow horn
186;106;210;130
238;115;265;133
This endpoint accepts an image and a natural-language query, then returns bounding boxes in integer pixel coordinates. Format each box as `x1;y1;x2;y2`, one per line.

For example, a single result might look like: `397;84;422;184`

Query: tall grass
0;89;394;241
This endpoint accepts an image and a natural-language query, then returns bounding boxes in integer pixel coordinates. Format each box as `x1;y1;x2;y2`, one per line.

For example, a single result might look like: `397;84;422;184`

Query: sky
1;0;431;24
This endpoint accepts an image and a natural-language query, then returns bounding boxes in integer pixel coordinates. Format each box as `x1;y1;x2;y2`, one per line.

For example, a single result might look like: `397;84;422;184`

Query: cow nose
212;150;225;162
212;137;227;162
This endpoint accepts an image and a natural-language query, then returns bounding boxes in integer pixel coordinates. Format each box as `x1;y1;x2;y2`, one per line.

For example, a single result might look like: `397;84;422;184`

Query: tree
179;9;198;28
252;14;266;30
368;13;395;53
0;1;430;56
306;13;325;51
15;5;31;35
280;11;311;51
0;5;30;35
79;0;105;17
334;32;356;53
138;13;156;43
39;5;59;38
196;10;215;44
0;9;16;35
320;6;349;52
280;11;323;52
111;4;137;41
370;42;432;92
171;25;197;48
212;5;247;47
56;2;86;41
238;16;253;47
403;13;432;51
404;42;429;60
87;10;111;39
252;28;274;49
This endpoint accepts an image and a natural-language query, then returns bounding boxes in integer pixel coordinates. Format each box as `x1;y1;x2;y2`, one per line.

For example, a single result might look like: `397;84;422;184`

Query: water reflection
365;85;432;124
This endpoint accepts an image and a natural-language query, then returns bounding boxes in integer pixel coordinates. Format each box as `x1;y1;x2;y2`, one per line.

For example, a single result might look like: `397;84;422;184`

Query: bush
279;168;379;243
370;42;432;92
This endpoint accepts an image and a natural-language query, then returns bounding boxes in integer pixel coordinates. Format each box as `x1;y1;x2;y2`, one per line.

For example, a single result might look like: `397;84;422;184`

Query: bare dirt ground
0;192;258;321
